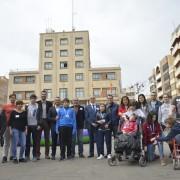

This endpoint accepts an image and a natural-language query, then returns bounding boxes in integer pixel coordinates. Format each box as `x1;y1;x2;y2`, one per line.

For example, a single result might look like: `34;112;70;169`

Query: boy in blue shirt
56;98;76;160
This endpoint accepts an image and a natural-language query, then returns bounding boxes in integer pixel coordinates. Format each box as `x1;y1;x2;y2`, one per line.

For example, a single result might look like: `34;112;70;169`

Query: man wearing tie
85;96;99;158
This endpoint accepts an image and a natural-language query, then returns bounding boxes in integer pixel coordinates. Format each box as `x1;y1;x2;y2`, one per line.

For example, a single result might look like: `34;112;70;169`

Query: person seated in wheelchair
117;113;138;160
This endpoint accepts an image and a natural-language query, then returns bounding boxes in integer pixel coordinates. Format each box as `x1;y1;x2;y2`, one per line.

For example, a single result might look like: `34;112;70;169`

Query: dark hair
30;94;37;99
120;96;130;107
63;98;70;103
137;94;147;108
41;90;47;94
9;94;16;99
146;112;157;123
99;103;106;112
129;100;137;107
16;100;23;105
107;94;113;98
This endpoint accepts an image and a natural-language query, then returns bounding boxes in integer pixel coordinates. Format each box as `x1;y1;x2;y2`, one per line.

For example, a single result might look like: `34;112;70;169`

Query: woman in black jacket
96;103;112;160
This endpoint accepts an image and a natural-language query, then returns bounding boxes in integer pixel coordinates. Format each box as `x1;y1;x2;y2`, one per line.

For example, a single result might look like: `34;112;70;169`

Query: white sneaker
97;154;104;160
107;154;112;159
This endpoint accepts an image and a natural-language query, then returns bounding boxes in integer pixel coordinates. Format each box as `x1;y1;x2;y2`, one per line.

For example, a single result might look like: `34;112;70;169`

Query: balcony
175;66;180;78
156;81;162;89
156;73;161;81
174;55;180;67
171;43;180;56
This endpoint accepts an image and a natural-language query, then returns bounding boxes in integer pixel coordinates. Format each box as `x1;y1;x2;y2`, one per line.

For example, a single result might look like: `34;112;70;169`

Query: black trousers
59;126;72;158
25;126;37;158
51;123;58;157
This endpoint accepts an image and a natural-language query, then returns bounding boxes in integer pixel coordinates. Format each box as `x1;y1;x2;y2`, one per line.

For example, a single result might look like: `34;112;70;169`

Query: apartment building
171;24;180;96
0;76;8;104
8;30;121;103
149;55;174;99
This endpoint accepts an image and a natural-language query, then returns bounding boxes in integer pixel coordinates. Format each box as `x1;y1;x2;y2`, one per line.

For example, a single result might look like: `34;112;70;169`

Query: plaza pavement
0;144;180;180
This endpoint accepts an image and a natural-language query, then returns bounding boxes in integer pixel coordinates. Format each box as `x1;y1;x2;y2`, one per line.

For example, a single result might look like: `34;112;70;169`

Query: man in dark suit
36;90;52;160
71;98;85;158
85;96;99;157
48;97;62;160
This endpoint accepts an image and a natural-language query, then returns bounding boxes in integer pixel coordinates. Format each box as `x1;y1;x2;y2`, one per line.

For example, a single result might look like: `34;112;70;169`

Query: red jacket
121;119;137;134
143;122;161;145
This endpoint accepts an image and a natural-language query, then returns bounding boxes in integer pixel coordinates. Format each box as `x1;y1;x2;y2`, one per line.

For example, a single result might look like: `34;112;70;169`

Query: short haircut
16;100;23;105
30;94;37;99
107;94;113;98
63;98;70;103
41;90;47;94
165;117;175;127
9;94;16;99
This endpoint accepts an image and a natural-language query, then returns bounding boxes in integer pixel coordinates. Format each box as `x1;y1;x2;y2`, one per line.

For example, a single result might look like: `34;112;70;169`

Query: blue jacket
106;102;119;126
148;100;162;116
56;107;76;135
157;122;180;142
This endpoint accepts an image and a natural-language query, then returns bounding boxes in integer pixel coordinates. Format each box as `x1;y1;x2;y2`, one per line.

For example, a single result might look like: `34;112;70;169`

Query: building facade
171;24;180;96
8;30;121;103
0;76;8;104
149;55;174;99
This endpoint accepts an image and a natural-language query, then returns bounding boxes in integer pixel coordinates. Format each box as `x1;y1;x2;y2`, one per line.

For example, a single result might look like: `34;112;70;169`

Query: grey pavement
0;144;180;180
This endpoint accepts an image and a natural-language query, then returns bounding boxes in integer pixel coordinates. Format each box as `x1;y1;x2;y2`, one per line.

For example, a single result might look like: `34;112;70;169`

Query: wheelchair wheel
108;155;119;166
139;156;147;167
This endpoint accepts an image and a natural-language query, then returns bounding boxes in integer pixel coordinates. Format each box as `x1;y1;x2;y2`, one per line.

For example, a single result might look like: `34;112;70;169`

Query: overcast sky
0;0;179;89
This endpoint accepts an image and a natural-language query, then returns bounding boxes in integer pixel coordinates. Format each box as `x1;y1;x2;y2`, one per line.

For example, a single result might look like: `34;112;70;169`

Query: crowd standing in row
0;90;180;166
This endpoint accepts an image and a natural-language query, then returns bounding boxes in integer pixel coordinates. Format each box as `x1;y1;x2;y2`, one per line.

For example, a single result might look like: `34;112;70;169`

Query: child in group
96;103;112;160
143;112;165;166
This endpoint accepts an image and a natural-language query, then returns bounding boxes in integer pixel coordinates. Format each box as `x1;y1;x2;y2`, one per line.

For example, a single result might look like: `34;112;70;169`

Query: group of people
0;90;180;166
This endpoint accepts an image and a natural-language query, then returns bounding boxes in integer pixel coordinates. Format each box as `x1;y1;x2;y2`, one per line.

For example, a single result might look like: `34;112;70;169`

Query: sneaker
9;156;13;161
59;157;65;161
51;156;55;160
37;156;40;160
13;159;19;164
97;154;104;160
2;156;7;163
88;155;94;158
19;158;27;163
160;159;166;166
107;154;112;159
79;154;85;158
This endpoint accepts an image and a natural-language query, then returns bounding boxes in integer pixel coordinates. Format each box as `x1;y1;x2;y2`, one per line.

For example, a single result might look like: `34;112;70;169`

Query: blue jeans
72;129;84;156
147;142;164;161
12;128;26;160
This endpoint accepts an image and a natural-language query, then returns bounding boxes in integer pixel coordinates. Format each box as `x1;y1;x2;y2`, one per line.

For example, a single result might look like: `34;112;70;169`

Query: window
75;73;83;81
92;73;101;80
60;61;68;69
60;50;68;57
44;89;52;99
107;72;116;80
13;91;23;100
60;74;68;82
14;76;35;84
59;88;68;99
75;49;83;56
60;38;68;45
14;77;24;84
45;39;53;46
75;37;83;44
45;51;53;58
93;88;101;97
44;62;53;70
26;76;35;83
75;61;84;68
25;91;34;100
44;75;52;82
75;88;84;98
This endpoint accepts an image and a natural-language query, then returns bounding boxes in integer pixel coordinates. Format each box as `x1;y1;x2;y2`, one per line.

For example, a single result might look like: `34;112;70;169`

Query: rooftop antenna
72;0;75;31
